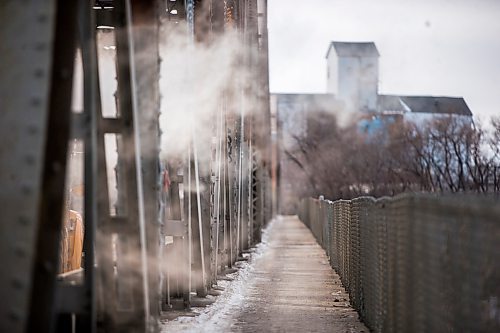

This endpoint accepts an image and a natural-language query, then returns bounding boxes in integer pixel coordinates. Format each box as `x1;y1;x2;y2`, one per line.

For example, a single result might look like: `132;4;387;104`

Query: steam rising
159;26;250;163
65;8;267;324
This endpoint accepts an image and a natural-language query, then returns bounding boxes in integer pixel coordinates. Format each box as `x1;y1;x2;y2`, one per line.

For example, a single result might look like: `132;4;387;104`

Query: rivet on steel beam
12;278;24;290
25;155;35;165
31;97;41;107
21;185;32;195
34;68;44;78
8;310;21;322
37;14;48;23
18;216;30;226
14;245;27;258
27;125;38;135
35;43;47;51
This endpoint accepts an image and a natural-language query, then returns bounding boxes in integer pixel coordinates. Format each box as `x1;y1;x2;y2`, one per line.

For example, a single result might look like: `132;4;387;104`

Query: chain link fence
298;194;500;333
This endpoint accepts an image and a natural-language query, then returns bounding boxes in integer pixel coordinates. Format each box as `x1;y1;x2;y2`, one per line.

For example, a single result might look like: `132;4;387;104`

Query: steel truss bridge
0;0;274;332
2;1;498;333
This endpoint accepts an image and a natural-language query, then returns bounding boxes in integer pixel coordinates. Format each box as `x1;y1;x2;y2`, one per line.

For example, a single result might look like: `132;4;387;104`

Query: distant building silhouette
326;42;379;113
273;41;473;213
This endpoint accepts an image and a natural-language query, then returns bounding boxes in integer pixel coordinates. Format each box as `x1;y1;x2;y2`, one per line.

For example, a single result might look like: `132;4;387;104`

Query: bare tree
284;112;500;203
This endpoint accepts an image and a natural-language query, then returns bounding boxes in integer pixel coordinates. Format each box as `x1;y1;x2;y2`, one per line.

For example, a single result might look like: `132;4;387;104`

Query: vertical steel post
26;1;79;331
0;1;73;332
130;0;162;325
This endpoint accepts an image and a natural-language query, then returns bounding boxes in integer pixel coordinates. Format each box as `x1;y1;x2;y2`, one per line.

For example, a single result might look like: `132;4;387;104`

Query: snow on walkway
161;216;367;333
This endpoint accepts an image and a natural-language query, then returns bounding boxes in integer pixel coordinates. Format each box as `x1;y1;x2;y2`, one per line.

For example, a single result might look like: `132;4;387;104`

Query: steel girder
0;0;272;331
0;1;77;332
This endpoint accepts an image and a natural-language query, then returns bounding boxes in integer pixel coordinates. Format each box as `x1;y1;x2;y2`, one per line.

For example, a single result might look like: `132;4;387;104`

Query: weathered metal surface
0;1;65;332
95;0;150;330
27;0;79;330
1;0;273;331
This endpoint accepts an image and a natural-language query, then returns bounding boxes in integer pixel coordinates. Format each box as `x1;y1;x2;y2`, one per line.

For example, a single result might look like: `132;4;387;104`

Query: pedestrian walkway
231;216;367;332
162;216;367;332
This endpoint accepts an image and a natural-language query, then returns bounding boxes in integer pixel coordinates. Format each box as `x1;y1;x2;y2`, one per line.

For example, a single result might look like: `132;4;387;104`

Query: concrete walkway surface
161;216;367;333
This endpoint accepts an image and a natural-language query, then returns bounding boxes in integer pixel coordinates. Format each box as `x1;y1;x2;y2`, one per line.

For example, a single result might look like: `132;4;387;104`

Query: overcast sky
268;0;500;121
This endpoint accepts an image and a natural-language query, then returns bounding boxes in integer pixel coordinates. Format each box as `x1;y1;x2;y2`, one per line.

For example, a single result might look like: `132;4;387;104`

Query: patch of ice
160;217;278;332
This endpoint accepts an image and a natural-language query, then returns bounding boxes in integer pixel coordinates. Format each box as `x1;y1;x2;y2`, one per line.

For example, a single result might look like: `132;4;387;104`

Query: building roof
378;95;472;116
326;41;380;59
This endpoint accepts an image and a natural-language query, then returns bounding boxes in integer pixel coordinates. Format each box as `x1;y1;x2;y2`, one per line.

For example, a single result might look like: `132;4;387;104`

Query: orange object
59;210;84;273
